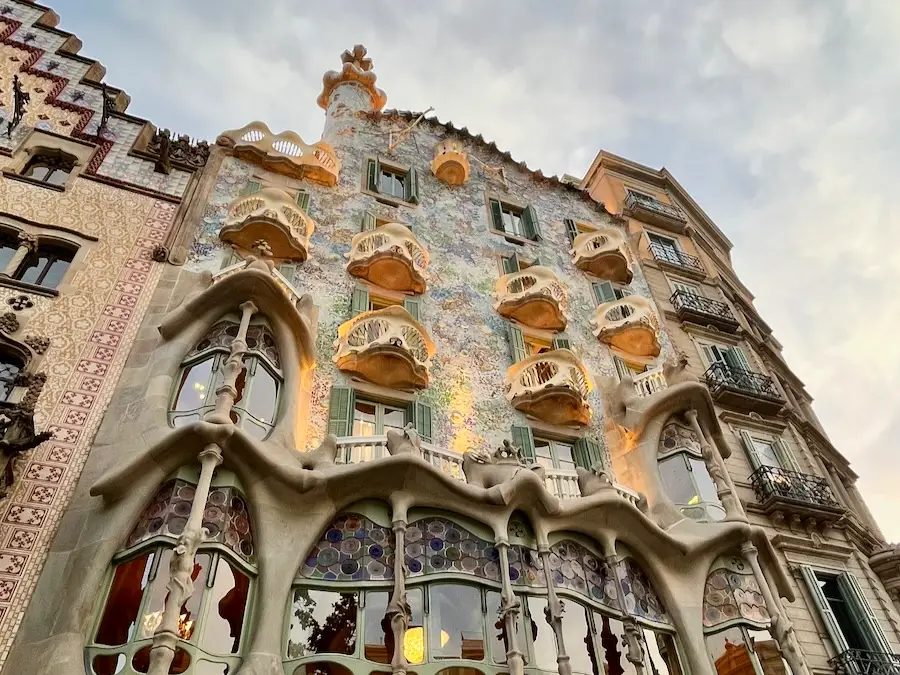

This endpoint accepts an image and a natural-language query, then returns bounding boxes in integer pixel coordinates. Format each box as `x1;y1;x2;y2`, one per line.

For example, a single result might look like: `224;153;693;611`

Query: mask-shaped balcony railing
346;223;429;294
333;305;435;390
830;649;900;675
431;138;470;186
494;266;568;331
625;191;687;228
648;242;705;273
670;290;739;332
219;187;314;261
504;348;591;426
632;367;667;398
704;362;785;414
570;228;632;283
591;295;661;358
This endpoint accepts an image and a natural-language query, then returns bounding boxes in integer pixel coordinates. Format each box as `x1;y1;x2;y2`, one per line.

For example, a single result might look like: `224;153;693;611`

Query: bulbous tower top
317;44;387;112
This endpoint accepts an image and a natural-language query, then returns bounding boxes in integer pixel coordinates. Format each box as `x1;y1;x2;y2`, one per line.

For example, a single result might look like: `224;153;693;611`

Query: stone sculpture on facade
462;439;545;489
386;422;422;457
0;406;52;497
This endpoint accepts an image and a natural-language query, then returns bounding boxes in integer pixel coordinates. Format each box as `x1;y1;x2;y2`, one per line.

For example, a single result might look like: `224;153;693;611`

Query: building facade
0;4;895;675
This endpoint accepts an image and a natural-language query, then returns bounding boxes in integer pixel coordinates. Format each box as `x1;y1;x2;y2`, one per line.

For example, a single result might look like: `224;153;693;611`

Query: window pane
0;237;17;272
23;163;52;181
40;256;71;289
198;557;251;655
534;439;554;472
747;629;791;675
820;577;869;650
430;584;484;660
597;615;637;675
555;443;577;471
562;603;596;675
138;550;208;641
47;168;69;186
95;552;154;646
382;406;407;434
15;252;48;285
363;591;392;664
644;627;683;675
707;626;755;675
752;440;782;469
689;458;720;503
0;359;21;401
403;588;425;665
353;401;377;437
174;359;215;411
245;363;278;424
286;589;358;658
526;596;557;671
659;456;699;506
485;590;527;665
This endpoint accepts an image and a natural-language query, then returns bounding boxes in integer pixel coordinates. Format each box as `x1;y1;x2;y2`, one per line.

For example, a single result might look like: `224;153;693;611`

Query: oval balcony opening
219;187;314;261
592;296;660;358
334;305;435;390
346;223;429;294
505;348;592;426
571;228;632;283
494;266;567;331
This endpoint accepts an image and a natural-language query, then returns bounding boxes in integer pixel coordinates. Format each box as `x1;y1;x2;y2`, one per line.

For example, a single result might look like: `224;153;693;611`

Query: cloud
49;0;900;539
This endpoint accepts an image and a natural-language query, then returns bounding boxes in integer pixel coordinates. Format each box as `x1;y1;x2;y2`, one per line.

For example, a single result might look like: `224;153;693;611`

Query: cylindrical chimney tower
317;44;387;146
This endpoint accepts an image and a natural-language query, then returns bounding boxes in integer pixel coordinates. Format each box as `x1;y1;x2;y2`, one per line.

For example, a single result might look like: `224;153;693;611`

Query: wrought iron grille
670;290;736;322
831;649;900;675
625;191;686;222
648;242;704;271
750;465;840;508
704;362;781;400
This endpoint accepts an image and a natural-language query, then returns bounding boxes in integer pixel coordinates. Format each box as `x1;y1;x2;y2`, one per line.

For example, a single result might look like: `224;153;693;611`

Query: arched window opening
13;241;76;290
657;418;725;523
170;320;282;439
21;149;76;186
0;353;22;402
0;229;19;273
87;473;256;675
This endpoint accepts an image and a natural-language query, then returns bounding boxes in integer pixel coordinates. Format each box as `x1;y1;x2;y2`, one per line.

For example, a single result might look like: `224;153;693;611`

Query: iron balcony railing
750;465;841;509
648;242;704;272
704;362;782;400
830;649;900;675
670;290;736;322
625;191;686;224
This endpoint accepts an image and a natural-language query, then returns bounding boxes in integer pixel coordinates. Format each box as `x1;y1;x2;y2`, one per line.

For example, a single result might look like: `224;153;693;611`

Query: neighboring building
0;5;896;675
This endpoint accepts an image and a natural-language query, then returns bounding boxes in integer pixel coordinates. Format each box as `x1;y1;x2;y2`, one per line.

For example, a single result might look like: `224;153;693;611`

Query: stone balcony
333;305;435;390
648;242;706;277
570;228;632;283
219;187;314;261
670;290;739;332
749;465;845;531
704;363;785;415
346;223;429;294
632;367;667;398
216;121;340;185
504;348;591;426
591;295;661;358
494;266;567;331
431;138;470;186
624;191;687;230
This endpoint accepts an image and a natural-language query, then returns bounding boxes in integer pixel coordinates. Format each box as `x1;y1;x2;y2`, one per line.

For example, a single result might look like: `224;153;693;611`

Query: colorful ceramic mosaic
546;540;620;611
658;420;702;457
126;479;255;562
405;517;501;580
188;321;282;369
301;513;394;581
618;557;671;625
703;560;770;628
510;544;546;587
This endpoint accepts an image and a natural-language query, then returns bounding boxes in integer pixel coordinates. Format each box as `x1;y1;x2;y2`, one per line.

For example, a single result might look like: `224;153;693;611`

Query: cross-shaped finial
340;44;373;72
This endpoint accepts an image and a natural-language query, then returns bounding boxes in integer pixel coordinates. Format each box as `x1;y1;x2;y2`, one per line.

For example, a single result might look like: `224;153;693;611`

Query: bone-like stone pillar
685;409;745;521
497;538;525;675
205;300;257;424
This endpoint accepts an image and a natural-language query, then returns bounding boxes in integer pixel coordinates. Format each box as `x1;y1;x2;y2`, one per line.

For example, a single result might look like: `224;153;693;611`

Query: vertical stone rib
388;518;410;674
684;409;745;521
539;545;572;675
497;538;525;675
205;300;258;424
146;443;223;675
606;547;646;675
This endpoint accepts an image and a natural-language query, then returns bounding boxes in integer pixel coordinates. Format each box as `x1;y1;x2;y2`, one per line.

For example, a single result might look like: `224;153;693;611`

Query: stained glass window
703;557;770;628
301;514;394;582
618;557;671;625
405;517;499;581
545;539;620;611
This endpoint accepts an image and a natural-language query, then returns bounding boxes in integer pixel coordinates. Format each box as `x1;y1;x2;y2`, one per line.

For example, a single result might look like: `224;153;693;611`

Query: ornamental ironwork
750;464;840;509
670;289;737;323
5;75;29;138
648;242;704;271
704;362;781;400
625;190;687;223
830;649;900;675
147;128;211;174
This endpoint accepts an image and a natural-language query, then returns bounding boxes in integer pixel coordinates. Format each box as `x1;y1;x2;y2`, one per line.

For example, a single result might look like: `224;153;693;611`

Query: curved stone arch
701;552;770;631
406;508;504;582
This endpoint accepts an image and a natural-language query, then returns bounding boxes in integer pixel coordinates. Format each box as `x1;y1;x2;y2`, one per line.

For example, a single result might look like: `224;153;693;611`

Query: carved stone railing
670;290;739;332
830;649;900;675
505;348;591;425
494;266;568;330
592;295;661;358
570;228;632;283
346;223;429;294
216;121;340;185
219;187;314;261
648;242;704;273
632;367;667;398
625;191;687;228
704;362;785;415
431;138;470;186
333;305;435;390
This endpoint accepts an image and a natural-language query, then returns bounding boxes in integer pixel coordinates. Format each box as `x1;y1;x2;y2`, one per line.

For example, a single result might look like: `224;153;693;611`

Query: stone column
147;443;223;675
606;552;645;675
740;541;810;675
685;409;745;521
4;232;37;276
538;545;572;675
205;300;257;424
496;538;525;675
388;517;411;674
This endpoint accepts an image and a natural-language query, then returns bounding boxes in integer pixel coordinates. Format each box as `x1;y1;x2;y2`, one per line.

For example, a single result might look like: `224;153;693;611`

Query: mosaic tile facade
618;557;671;626
300;513;394;582
405;516;500;580
702;556;770;629
547;539;620;611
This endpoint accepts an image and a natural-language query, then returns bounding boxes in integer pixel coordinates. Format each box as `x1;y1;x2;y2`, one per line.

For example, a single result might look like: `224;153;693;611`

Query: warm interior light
403;627;449;663
141;611;194;640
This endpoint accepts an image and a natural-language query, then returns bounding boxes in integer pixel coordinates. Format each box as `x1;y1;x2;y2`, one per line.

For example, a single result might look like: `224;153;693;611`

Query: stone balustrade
219;187;314;261
346;223;429;293
632;367;667;398
591;295;661;358
505;348;591;425
570;227;632;283
494;265;568;330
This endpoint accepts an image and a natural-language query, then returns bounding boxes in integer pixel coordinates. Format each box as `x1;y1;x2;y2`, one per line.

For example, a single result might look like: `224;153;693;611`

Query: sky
50;0;900;539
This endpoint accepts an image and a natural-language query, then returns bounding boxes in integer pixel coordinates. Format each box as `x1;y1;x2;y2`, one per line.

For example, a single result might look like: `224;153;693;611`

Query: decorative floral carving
23;335;49;354
147;128;210;174
14;372;46;412
7;295;33;312
0;406;52;498
150;245;168;262
16;232;37;251
0;312;19;334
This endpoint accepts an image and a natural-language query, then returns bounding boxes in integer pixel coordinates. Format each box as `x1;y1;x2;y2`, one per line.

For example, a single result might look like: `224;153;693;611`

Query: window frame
11;240;76;289
667;276;702;298
351;396;409;437
2;132;95;192
486;194;541;244
532;435;577;472
704;624;789;675
363;157;420;206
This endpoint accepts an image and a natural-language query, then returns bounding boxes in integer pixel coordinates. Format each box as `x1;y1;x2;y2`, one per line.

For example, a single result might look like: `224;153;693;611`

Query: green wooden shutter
295;190;310;211
728;346;752;372
799;566;850;654
552;334;571;351
327;386;355;438
564;218;579;245
361;211;377;232
506;322;526;364
351;288;370;317
367;158;380;192
739;430;763;471
242;180;261;196
774;438;802;473
522;204;541;240
405;166;420;204
501;254;521;275
403;297;421;322
489;199;505;232
573;437;602;470
592;281;617;305
837;572;892;654
511;424;536;464
615;286;632;299
409;400;433;444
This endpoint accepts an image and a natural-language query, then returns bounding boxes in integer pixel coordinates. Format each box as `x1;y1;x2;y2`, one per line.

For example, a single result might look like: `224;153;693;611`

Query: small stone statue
386;422;421;457
0;407;52;498
298;435;339;470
